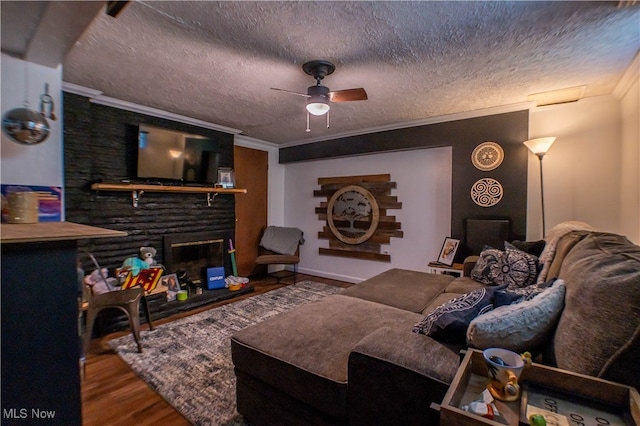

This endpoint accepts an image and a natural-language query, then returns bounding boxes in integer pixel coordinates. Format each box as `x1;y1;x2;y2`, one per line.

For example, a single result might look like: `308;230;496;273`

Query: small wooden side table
428;262;464;277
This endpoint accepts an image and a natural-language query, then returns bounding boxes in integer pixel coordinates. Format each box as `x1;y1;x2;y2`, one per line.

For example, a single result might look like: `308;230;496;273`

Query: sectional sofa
230;225;640;425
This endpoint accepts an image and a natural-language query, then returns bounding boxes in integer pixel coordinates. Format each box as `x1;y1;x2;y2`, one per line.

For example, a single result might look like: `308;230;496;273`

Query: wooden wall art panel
314;174;403;261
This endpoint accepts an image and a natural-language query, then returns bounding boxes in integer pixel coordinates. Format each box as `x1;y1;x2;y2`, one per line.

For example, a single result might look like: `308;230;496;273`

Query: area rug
109;281;343;425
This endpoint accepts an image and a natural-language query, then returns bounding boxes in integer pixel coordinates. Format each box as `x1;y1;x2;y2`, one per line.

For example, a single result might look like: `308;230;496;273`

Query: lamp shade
523;137;556;155
306;97;330;116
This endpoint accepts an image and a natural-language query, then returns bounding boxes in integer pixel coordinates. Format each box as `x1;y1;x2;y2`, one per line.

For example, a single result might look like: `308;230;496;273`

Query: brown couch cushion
550;232;640;388
231;294;422;420
341;268;454;313
444;277;488;294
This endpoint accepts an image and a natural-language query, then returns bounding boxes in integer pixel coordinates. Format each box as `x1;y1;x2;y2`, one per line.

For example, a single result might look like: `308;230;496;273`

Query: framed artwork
437;237;460;266
471;141;504;171
217;168;235;188
326;185;380;245
162;273;180;292
470;177;503;207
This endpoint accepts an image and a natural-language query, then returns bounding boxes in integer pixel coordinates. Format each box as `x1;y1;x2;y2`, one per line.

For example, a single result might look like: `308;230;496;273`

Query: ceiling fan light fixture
306;97;330;116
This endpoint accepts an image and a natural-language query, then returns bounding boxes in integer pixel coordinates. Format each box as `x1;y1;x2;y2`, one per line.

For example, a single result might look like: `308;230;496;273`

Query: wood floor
81;273;351;426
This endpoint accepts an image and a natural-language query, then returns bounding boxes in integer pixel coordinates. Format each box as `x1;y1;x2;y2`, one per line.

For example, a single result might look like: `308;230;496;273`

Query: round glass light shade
306;100;330;116
2;107;50;145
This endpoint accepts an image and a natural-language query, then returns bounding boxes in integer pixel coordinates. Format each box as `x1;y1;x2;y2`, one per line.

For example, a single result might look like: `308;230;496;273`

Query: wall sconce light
523;137;556;237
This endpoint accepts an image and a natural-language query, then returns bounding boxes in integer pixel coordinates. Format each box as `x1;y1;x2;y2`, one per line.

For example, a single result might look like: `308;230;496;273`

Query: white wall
619;68;640;244
282;147;452;283
1;54;64;191
528;94;638;242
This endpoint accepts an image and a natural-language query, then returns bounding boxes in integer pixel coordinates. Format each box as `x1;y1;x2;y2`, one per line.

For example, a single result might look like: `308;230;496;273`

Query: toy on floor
118;246;164;292
225;275;249;291
121;246;160;276
84;268;118;295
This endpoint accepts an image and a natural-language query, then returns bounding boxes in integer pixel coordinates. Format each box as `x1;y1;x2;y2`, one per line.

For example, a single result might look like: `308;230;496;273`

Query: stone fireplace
163;231;230;284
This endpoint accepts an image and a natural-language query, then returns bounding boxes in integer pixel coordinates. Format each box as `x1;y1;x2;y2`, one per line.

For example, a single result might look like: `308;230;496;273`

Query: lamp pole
537;153;546;237
523;137;556;239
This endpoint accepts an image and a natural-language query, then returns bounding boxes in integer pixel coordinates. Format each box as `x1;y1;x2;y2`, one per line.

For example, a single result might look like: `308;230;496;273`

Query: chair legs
83;308;99;361
269;264;298;284
141;295;154;331
83;298;147;355
124;301;143;353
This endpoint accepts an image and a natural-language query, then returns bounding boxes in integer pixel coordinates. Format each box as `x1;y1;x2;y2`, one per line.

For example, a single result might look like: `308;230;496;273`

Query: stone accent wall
63;93;236;274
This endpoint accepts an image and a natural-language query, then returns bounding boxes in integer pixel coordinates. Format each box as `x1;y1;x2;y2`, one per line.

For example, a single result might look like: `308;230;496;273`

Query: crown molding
234;134;279;150
61;82;242;135
62;82;103;98
613;50;639;99
280;101;536;148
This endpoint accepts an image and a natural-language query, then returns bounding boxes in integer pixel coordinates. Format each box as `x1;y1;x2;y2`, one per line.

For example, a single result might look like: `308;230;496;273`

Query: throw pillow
510;239;546;258
412;285;504;344
470;246;503;285
466;280;566;354
493;288;524;307
493;243;539;289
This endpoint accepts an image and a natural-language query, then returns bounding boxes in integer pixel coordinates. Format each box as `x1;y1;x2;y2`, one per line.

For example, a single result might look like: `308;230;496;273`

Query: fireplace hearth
163;232;230;284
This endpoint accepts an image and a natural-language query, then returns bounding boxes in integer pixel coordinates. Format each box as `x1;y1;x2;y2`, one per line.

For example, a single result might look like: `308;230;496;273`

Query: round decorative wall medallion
470;178;503;207
471;141;504;171
327;185;380;244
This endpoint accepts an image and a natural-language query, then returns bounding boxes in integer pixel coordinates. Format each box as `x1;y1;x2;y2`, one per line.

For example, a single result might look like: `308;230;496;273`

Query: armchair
254;226;304;284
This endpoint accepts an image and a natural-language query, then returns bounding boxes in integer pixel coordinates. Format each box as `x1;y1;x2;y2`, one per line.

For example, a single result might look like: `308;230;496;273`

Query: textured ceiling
3;1;640;145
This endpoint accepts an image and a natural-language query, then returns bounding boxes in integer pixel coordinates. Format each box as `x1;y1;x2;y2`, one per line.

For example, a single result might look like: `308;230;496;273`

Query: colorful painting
1;184;62;222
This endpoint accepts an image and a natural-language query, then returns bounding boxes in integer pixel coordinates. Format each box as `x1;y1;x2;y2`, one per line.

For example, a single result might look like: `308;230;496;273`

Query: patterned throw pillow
496;243;539;289
470;246;503;285
412;286;504;344
470;244;539;288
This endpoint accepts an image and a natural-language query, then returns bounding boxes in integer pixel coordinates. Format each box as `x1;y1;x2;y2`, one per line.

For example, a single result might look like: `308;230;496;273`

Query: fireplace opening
163;232;228;284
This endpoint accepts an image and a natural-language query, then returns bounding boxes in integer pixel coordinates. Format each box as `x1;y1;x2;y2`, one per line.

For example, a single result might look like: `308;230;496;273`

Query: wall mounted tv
136;124;220;185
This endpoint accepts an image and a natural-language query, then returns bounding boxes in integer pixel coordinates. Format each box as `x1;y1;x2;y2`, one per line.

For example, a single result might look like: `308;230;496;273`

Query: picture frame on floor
437;237;460;266
162;273;180;301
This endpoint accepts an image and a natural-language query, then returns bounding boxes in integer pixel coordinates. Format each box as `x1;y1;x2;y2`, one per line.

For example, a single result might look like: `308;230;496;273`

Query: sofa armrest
463;255;479;277
348;326;462;425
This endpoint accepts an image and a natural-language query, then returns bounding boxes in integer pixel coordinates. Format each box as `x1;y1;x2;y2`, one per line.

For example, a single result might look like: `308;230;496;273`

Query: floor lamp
523;137;556;238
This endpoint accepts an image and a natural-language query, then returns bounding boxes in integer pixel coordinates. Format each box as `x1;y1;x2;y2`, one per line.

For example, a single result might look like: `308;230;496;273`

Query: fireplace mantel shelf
91;183;247;207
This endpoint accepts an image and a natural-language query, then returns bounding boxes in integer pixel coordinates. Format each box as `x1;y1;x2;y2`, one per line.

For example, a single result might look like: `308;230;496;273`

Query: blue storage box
206;267;226;290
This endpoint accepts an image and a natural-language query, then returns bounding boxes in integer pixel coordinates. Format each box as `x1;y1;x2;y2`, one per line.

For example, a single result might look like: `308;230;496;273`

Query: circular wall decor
471;141;504;171
327;185;380;244
471;178;503;207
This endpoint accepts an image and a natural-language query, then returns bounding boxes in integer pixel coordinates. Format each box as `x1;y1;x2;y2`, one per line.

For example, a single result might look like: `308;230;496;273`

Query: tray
520;382;635;426
439;349;640;426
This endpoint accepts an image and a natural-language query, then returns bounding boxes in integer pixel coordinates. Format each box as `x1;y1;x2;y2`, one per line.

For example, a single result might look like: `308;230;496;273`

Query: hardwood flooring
81;273;351;425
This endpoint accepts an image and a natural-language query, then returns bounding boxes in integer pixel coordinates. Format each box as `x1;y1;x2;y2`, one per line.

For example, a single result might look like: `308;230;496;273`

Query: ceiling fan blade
270;87;310;98
328;88;368;102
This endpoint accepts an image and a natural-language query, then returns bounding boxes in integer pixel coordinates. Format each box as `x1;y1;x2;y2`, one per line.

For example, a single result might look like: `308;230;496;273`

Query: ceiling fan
271;60;368;131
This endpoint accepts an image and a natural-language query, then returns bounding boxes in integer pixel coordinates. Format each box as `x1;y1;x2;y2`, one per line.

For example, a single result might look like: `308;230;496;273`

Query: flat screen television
136;124;219;185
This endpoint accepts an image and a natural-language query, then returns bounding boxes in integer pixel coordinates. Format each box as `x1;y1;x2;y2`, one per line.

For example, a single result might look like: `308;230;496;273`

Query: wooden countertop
1;222;127;244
